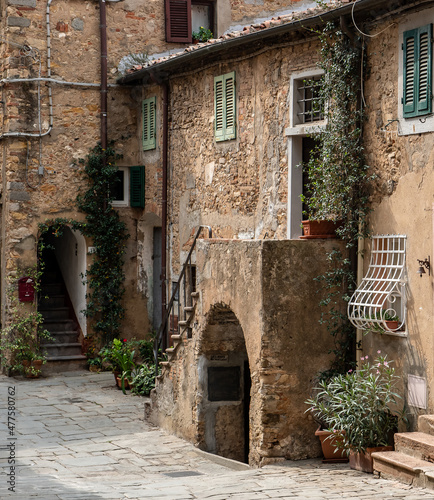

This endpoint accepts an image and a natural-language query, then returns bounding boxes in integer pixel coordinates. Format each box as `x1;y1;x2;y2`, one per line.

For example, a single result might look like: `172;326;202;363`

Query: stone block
7;16;31;27
8;0;36;6
71;18;84;31
9;190;30;202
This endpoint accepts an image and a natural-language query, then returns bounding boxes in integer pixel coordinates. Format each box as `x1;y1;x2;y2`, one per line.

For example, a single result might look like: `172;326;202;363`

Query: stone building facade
121;0;434;468
0;0;317;355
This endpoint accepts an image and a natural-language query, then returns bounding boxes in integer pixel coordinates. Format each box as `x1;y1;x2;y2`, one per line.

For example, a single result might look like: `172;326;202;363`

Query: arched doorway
198;304;251;463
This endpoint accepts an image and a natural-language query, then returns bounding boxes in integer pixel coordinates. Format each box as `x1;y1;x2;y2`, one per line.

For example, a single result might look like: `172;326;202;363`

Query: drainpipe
150;73;168;349
99;0;108;151
161;82;168;350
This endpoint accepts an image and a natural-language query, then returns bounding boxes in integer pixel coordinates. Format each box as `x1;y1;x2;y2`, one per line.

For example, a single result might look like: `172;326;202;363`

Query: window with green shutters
403;24;433;118
142;97;156;150
214;72;236;141
130;166;145;208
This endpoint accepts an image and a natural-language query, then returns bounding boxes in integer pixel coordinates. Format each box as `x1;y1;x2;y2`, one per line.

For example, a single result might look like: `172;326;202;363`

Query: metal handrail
154;226;212;372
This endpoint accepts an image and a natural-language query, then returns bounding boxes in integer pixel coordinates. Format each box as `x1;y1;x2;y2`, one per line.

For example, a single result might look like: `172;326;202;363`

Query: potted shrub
99;338;136;393
1;270;52;378
306;352;405;472
192;26;213;43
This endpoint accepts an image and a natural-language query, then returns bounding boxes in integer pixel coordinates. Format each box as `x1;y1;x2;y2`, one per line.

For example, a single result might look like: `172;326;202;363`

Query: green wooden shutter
130;166;145;208
403;25;432;118
142;97;156;150
214;72;236;141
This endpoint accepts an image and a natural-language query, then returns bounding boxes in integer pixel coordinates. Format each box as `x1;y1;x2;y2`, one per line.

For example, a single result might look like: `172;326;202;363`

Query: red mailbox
18;277;35;302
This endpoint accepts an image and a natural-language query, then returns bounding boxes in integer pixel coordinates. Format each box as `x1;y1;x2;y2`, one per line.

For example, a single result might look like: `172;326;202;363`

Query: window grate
348;235;407;335
297;77;323;123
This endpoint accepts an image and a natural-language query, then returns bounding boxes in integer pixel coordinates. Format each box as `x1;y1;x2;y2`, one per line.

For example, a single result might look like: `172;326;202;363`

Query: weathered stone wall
167;39;320;272
0;0;164;338
361;9;434;419
149;238;341;466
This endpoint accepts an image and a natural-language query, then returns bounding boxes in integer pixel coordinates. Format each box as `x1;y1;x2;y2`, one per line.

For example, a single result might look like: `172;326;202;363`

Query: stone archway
197;303;251;463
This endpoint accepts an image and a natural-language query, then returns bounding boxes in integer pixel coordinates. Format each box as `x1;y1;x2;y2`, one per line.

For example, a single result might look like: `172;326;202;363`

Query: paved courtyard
1;370;434;500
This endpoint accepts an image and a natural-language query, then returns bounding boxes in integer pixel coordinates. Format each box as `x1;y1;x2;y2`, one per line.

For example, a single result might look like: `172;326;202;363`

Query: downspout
99;0;108;151
161;82;168;350
149;72;168;350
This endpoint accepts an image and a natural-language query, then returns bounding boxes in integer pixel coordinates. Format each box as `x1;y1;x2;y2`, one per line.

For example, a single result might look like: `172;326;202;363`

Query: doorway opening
199;304;250;463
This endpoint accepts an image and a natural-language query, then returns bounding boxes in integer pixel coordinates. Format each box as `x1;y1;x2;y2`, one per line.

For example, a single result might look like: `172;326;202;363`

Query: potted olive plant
306;353;406;472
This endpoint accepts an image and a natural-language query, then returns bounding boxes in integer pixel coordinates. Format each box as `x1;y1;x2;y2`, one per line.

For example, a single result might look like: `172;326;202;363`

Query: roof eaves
117;0;386;85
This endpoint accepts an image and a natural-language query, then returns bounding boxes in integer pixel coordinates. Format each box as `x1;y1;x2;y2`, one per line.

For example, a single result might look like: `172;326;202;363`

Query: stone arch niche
197;303;251;463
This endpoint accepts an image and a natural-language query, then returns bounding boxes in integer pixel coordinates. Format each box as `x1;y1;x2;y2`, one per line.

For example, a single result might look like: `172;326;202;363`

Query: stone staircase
160;290;200;370
373;415;434;490
39;266;86;373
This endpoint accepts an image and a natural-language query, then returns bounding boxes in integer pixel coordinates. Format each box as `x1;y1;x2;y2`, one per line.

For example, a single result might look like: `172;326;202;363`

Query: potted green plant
1;270;53;378
306;352;405;472
99;338;136;393
192;26;213;43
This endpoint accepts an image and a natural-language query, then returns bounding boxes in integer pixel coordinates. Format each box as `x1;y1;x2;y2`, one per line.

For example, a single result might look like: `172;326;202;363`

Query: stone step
42;342;83;357
42;356;87;375
43;319;77;332
40;307;70;321
39;295;66;308
184;306;194;313
395;432;434;461
419;415;434;436
41;283;63;295
171;334;182;344
44;331;79;344
191;291;199;299
372;450;434;489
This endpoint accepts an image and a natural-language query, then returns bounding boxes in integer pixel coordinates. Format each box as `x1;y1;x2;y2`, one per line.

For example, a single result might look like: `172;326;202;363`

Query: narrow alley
1;371;434;500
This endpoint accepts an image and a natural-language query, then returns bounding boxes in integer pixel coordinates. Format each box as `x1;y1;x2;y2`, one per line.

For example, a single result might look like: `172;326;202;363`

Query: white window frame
285;69;326;239
398;10;434;136
111;167;129;207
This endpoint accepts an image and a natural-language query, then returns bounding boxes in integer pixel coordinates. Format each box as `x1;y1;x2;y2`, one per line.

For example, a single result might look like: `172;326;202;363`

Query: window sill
285;121;326;137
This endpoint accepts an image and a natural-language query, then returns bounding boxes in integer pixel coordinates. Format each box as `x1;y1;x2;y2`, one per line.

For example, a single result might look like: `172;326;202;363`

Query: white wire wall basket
348;235;407;337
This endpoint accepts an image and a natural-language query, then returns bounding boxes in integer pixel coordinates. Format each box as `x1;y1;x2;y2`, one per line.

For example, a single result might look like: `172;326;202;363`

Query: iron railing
154;225;212;371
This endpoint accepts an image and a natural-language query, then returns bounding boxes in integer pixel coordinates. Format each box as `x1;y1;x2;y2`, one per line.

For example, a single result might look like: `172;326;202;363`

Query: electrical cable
351;0;396;38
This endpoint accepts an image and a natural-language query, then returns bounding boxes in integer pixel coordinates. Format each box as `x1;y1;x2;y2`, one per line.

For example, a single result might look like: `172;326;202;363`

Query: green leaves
306;354;405;454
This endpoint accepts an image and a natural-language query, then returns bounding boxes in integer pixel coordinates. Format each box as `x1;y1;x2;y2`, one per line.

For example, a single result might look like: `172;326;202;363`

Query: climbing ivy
38;143;129;345
303;23;374;376
77;144;129;343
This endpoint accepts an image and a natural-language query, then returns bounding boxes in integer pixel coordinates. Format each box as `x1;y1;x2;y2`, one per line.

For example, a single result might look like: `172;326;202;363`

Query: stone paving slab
1;371;434;499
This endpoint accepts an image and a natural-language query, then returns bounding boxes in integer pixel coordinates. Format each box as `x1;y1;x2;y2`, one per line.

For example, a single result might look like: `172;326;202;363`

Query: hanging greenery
76;143;129;343
38;143;129;345
303;23;373;376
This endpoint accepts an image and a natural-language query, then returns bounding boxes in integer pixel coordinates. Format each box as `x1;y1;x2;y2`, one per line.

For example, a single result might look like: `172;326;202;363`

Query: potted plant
306;352;405;473
99;338;136;393
1;270;53;378
368;311;401;333
1;310;52;377
192;26;213;43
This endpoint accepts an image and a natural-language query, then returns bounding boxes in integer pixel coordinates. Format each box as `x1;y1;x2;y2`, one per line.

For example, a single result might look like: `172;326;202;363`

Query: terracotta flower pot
349;446;393;473
116;376;130;390
315;428;348;463
385;320;399;331
300;220;342;239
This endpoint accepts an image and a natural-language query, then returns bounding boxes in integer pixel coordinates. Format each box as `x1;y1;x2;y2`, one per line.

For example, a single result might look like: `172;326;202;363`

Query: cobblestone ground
1;371;434;500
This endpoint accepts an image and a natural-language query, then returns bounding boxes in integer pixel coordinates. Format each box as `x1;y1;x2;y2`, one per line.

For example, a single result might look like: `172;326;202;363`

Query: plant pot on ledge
300;220;342;239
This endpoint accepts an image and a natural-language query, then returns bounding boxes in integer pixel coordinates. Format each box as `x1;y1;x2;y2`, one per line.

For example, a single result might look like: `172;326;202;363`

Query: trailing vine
38;143;129;345
303;23;373;376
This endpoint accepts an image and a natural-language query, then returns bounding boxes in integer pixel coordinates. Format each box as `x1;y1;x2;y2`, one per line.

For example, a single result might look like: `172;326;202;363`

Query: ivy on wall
38;143;129;344
303;24;374;376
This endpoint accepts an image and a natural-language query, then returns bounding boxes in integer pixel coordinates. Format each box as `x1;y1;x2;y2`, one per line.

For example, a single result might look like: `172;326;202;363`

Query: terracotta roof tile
125;0;354;75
